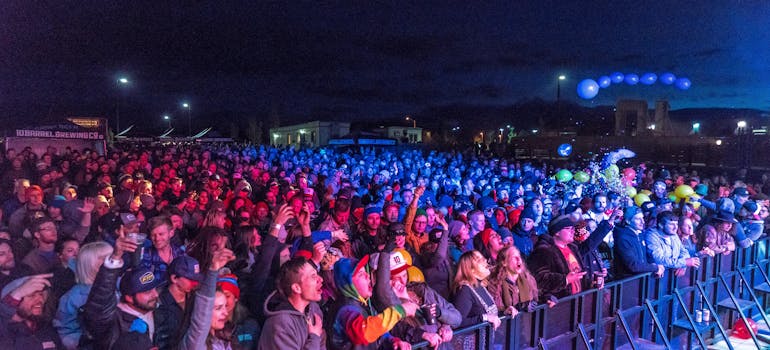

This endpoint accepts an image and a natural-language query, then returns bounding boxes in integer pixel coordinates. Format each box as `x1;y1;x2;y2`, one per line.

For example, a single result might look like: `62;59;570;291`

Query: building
269;121;350;147
383;126;422;144
614;99;674;136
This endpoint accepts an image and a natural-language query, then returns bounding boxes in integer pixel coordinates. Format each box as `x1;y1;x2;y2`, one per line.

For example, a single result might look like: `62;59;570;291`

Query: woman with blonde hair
487;246;539;316
54;241;114;349
452;250;501;329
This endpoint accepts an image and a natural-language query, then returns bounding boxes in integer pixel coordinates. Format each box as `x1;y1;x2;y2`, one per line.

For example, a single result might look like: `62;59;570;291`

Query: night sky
2;1;769;130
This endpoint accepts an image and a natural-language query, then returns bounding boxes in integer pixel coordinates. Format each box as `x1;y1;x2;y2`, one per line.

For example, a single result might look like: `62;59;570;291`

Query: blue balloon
577;79;600;99
597;76;611;88
557;143;573;157
610;72;624;83
640;73;657;85
675;77;692;90
660;73;676;85
624;74;639;85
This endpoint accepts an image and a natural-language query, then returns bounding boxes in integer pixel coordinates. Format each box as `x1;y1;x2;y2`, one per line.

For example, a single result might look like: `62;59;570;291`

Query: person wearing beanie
217;274;260;350
351;206;386;258
404;187;430;254
331;253;418;350
447;220;471;265
511;206;537;259
613;206;664;279
528;216;588;300
473;228;504;264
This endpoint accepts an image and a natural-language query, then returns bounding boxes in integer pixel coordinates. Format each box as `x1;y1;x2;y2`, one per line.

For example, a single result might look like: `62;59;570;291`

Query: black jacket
419;227;453;300
0;295;63;350
613;224;658;279
81;263;152;349
154;287;184;350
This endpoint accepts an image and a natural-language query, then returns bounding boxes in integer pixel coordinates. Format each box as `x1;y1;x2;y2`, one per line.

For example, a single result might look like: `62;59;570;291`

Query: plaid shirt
141;243;186;282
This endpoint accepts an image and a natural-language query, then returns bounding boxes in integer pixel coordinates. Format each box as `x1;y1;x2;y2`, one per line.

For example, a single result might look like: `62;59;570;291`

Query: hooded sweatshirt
257;291;325;350
331;255;406;350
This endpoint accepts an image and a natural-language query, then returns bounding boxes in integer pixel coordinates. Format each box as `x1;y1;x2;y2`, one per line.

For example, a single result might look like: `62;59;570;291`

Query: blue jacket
54;283;91;349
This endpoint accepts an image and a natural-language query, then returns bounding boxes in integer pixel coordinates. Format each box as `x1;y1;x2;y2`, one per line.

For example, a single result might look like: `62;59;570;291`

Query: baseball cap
119;267;166;296
120;213;138;226
390;250;412;276
168;256;203;282
733;187;750;197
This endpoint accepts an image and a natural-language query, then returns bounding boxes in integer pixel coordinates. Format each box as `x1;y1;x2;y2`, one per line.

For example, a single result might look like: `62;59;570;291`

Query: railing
412;237;770;349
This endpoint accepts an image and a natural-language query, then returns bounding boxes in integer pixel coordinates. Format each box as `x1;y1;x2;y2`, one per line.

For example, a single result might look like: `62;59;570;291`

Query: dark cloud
462;84;507;99
613;53;644;64
692;47;725;58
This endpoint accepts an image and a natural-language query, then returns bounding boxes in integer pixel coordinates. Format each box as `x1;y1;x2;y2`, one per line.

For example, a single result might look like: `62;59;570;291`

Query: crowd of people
0;142;768;350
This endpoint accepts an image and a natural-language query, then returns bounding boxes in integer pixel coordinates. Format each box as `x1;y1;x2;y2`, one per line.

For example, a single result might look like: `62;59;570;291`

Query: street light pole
163;115;171;129
116;77;129;134
557;75;566;102
182;102;191;136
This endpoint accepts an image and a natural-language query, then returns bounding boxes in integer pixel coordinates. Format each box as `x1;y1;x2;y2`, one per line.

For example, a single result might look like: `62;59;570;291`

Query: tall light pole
181;102;191;136
557;75;566;102
116;77;130;134
163;115;171;129
405;115;416;128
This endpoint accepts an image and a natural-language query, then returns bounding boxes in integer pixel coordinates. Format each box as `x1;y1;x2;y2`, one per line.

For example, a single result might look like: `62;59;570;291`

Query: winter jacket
154;286;185;350
331;253;406;350
527;234;588;300
612;225;658;279
644;228;690;269
510;226;535;259
257;291;325;350
54;283;91;350
390;282;461;350
487;273;539;312
419;226;453;300
1;294;64;349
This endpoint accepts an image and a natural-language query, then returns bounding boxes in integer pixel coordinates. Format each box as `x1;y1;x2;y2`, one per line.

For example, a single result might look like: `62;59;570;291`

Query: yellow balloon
686;194;702;210
407;266;425;283
634;193;651;207
626;186;637;198
640;190;652;196
674;185;695;199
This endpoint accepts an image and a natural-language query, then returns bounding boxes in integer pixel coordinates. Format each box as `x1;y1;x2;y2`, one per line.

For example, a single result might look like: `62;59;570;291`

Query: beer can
695;310;703;323
702;309;710;323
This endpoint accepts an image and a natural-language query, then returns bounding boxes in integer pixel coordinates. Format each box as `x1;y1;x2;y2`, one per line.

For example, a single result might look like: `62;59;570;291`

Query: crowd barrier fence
411;238;770;349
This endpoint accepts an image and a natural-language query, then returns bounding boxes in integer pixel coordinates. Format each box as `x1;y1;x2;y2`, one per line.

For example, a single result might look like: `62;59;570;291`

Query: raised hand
273;204;294;226
210;248;235;271
10;273;53;300
79;197;96;213
112;230;138;260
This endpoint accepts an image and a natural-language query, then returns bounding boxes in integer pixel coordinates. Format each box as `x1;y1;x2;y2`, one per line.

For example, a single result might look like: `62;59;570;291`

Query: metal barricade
409;237;770;349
